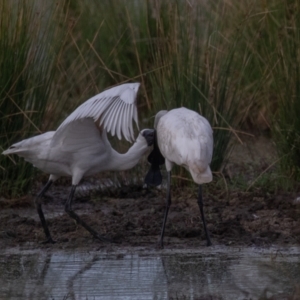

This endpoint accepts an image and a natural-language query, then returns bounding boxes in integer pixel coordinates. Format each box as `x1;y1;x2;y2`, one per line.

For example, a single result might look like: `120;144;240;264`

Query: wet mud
0;181;300;252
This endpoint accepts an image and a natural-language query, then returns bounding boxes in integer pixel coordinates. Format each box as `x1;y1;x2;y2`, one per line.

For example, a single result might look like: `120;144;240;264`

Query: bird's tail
2;147;24;155
2;141;28;156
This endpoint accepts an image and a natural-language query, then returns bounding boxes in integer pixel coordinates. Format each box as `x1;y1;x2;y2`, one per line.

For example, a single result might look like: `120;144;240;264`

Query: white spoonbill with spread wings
145;107;213;248
3;83;154;243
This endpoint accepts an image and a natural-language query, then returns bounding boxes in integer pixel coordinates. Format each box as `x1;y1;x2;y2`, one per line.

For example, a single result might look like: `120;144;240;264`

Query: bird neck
110;140;149;171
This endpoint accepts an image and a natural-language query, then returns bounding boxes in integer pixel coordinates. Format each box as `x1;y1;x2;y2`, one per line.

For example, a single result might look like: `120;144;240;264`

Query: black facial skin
142;129;155;146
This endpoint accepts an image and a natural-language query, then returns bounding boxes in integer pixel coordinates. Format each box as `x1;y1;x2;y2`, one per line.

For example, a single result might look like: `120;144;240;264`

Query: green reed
0;1;65;197
2;0;300;196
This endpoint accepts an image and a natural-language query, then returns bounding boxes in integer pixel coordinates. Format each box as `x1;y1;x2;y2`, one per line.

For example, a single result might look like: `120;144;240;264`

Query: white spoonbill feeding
2;82;154;243
145;107;213;248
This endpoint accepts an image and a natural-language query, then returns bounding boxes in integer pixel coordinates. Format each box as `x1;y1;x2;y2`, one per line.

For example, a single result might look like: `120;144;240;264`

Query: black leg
65;185;113;243
197;185;212;246
35;180;55;244
159;171;172;248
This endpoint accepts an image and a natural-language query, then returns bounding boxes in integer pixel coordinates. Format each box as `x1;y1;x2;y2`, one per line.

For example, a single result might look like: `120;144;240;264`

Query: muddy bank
0;181;300;251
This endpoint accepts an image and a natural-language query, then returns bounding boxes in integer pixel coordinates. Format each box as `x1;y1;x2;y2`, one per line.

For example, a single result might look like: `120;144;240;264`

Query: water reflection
0;247;299;299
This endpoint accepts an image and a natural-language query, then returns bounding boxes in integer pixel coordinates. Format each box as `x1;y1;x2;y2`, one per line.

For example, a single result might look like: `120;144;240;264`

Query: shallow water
1;246;299;300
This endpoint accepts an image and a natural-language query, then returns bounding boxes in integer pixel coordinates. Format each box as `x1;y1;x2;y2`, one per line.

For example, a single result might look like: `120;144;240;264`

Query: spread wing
51;82;140;146
52;118;106;154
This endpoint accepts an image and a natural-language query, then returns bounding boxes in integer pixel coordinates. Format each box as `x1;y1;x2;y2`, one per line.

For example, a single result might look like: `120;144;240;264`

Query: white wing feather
53;83;140;145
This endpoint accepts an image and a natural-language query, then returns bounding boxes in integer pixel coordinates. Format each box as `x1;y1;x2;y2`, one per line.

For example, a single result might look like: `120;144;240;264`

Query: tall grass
228;0;300;184
2;0;300;197
141;1;254;172
268;2;300;181
50;0;152;125
63;0;300;185
0;1;65;197
52;0;248;179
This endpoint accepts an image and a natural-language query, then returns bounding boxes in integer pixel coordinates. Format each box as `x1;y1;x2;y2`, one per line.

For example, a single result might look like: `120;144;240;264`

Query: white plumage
57;82;139;142
2;83;154;243
145;107;213;248
155;108;213;184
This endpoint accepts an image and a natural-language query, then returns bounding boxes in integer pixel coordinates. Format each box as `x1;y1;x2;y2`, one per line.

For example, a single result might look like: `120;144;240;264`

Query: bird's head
137;129;155;147
154;110;168;129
